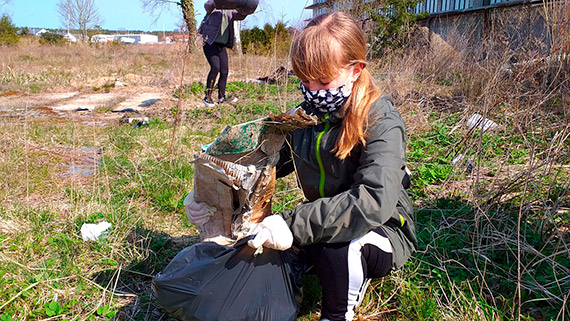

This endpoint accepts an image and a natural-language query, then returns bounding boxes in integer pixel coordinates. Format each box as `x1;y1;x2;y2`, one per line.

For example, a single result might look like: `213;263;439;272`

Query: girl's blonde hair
291;12;381;159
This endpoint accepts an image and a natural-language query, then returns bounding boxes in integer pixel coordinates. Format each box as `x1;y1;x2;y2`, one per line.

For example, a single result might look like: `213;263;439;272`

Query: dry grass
0;13;569;320
0;39;305;320
374;10;569;318
0;39;291;95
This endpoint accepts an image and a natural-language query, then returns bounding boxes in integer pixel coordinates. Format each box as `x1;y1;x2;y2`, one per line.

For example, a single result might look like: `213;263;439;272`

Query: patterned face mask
300;72;353;114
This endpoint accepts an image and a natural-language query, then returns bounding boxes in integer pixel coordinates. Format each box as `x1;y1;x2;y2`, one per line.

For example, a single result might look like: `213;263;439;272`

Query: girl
188;12;417;321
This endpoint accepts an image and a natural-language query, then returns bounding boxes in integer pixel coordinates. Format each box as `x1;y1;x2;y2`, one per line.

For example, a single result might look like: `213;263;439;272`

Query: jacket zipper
315;114;330;198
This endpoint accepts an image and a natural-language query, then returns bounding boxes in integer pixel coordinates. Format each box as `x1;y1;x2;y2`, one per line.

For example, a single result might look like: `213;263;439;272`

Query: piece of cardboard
193;109;318;245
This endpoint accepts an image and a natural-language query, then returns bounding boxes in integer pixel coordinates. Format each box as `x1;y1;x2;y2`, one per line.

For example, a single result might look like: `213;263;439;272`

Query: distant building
303;0;555;55
162;35;190;43
91;34;115;43
121;34;158;44
35;29;47;37
305;0;328;18
91;33;159;44
63;32;77;42
304;0;544;23
33;28;79;42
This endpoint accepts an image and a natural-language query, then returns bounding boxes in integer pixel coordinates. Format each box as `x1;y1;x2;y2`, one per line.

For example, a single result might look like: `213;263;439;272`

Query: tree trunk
180;0;197;52
234;20;242;55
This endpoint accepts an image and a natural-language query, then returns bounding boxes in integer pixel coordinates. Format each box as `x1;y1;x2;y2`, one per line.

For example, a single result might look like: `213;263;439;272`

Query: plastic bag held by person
154;110;317;320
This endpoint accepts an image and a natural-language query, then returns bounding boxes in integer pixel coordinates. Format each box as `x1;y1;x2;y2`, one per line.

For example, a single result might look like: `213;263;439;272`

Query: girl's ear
351;62;364;83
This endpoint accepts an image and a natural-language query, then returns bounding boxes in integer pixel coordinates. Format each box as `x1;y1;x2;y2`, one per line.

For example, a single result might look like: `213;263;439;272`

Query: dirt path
0;91;79;118
0;87;172;125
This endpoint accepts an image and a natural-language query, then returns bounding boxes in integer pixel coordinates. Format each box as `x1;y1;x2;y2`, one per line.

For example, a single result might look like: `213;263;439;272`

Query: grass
0;29;569;321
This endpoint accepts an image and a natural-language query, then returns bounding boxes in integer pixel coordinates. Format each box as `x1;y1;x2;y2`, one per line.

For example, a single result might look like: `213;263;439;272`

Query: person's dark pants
203;42;229;101
304;228;393;321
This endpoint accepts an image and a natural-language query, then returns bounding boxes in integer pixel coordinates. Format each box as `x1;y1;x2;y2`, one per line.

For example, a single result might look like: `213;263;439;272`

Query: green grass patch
0;56;568;320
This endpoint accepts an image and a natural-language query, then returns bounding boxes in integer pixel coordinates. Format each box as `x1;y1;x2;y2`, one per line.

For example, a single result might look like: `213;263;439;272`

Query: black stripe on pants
203;42;229;100
305;228;393;321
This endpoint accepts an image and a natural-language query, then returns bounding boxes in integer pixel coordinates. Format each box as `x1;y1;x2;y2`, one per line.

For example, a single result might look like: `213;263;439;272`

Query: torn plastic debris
466;159;475;173
133;120;148;129
192;108;318;246
452;154;464;166
120;116;149;124
466;113;498;132
80;221;112;241
112;108;140;113
452;154;475;172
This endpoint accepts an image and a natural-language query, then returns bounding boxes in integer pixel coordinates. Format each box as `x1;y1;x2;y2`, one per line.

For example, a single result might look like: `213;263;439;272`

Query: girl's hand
247;215;293;251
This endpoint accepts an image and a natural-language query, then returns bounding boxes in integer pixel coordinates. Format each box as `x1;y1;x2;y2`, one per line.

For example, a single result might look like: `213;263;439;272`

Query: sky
1;0;314;32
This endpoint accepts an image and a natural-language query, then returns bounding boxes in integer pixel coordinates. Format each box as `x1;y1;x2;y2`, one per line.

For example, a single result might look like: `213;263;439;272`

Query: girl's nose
306;81;326;92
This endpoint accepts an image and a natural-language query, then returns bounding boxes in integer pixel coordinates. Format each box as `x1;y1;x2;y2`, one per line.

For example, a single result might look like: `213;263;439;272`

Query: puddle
61;164;98;177
60;147;103;177
0;92;79;118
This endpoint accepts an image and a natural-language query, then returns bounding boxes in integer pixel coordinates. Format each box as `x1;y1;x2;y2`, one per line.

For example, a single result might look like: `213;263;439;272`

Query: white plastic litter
452;154;464;166
466;113;498;131
80;221;112;241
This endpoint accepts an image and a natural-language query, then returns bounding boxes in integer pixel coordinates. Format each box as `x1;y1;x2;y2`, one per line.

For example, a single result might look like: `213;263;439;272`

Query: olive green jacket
276;95;417;269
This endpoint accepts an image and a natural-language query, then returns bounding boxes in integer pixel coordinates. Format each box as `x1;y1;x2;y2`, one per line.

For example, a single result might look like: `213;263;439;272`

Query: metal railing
413;0;526;15
307;0;530;16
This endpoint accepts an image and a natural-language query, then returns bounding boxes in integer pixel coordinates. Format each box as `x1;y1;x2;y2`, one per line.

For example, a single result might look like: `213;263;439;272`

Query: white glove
184;191;215;227
247;215;293;251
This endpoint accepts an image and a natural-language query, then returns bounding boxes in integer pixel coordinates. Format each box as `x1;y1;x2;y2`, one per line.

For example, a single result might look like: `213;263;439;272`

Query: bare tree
57;0;103;41
141;0;197;52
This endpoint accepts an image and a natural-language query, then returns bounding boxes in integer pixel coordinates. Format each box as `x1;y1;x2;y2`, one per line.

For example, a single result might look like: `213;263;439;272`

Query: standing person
187;12;417;321
198;0;247;108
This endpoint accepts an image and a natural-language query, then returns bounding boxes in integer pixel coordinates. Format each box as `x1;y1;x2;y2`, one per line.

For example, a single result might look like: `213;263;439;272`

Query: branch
141;0;181;12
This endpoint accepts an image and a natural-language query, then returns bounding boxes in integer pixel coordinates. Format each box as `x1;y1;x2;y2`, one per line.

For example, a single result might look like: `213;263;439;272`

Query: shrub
240;22;292;57
39;32;66;45
0;15;20;45
368;0;426;55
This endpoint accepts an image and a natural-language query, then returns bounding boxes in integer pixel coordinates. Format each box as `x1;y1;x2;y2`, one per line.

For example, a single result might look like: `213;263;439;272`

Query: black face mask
299;73;353;114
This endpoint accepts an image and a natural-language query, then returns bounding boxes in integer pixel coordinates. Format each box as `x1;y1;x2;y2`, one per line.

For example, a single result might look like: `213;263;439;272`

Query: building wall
137;34;159;44
91;34;159;44
305;0;562;58
418;3;551;57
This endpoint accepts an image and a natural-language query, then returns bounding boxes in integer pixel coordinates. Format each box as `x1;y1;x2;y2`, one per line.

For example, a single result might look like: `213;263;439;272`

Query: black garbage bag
153;238;301;321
